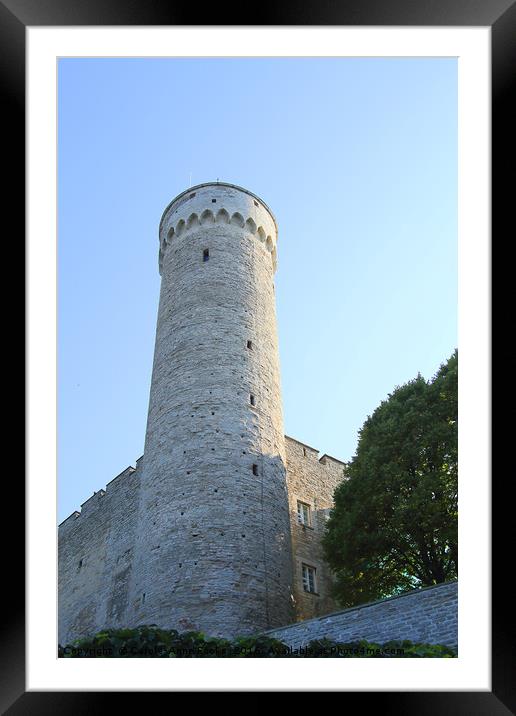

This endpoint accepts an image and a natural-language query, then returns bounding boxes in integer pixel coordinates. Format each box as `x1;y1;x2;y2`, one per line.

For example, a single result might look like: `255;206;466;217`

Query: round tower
131;182;294;638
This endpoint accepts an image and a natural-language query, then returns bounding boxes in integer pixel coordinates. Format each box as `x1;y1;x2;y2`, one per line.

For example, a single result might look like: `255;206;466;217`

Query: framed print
5;0;511;709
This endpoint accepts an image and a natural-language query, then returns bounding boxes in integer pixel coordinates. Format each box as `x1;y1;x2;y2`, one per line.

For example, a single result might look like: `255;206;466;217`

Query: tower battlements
159;182;278;274
58;457;143;533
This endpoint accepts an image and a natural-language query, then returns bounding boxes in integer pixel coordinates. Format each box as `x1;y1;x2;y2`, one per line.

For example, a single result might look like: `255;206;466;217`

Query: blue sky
58;57;457;522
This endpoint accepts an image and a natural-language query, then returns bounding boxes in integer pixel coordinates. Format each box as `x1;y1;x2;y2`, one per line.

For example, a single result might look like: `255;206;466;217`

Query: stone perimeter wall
58;458;143;645
59;451;456;650
58;435;346;644
265;581;458;650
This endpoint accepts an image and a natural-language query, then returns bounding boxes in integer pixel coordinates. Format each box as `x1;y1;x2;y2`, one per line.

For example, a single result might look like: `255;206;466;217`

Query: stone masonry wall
58;183;348;644
129;183;294;638
285;436;346;621
265;581;458;650
58;431;347;644
58;458;143;646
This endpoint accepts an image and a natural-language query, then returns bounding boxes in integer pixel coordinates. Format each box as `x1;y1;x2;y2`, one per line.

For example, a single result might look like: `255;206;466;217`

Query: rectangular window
252;464;259;476
203;249;209;262
250;394;255;406
302;564;317;593
297;500;312;527
247;340;253;350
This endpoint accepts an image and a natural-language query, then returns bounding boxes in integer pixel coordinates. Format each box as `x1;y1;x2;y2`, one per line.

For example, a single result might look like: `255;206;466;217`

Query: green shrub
58;626;456;658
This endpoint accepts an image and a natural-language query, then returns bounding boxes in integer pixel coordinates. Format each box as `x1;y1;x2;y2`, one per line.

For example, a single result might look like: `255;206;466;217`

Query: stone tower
130;182;294;637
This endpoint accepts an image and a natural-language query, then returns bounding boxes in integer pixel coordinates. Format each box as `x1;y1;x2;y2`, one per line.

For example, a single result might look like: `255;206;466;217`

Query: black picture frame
7;0;509;709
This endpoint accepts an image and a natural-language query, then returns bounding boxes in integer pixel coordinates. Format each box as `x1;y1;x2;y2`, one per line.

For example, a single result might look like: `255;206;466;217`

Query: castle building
58;182;346;644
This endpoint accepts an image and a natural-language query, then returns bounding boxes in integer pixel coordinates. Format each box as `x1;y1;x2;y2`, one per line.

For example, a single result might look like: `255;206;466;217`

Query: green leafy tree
323;351;458;608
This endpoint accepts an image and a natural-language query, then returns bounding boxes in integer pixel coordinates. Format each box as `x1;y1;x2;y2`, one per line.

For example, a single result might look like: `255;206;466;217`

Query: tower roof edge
159;181;278;236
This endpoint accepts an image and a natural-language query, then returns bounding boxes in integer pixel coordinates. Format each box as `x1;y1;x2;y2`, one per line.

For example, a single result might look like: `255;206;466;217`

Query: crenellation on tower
159;183;278;275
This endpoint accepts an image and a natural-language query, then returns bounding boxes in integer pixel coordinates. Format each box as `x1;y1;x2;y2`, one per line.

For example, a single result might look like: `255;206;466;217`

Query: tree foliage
58;626;456;657
323;351;458;608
